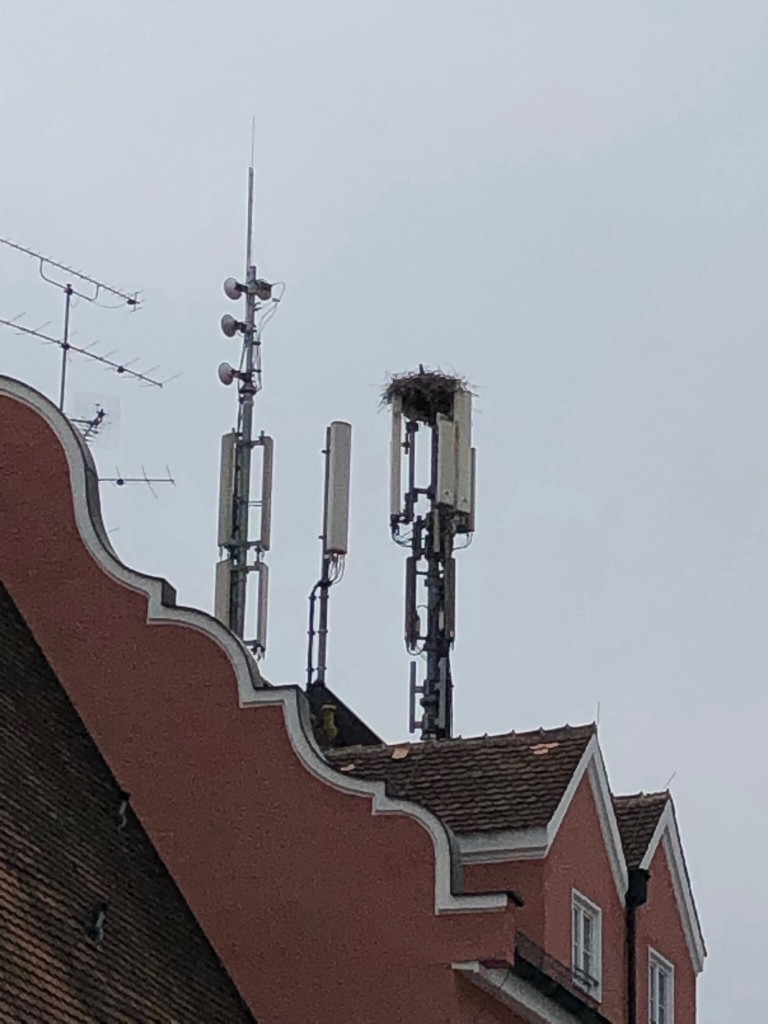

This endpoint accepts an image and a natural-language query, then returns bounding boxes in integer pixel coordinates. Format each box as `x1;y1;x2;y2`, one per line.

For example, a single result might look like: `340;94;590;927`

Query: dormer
329;726;705;1023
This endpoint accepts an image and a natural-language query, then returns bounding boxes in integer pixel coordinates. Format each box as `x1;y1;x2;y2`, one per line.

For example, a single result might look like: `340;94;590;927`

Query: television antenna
1;239;177;485
306;421;352;688
101;466;176;498
0;314;167;400
70;404;107;443
214;160;284;656
385;368;476;740
0;237;148;412
0;237;141;307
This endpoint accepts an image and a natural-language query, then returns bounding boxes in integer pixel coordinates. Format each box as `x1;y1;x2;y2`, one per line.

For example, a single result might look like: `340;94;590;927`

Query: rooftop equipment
385;368;476;740
213;162;283;655
306;420;353;688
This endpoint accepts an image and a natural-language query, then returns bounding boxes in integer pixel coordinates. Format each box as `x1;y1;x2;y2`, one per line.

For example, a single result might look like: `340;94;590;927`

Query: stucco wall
465;858;547;946
637;841;697;1024
544;773;626;1021
455;975;529;1023
0;380;702;1024
464;774;630;1022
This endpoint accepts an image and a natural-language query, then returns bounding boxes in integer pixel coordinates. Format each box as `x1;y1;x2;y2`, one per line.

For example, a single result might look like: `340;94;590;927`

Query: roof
0;581;258;1024
326;723;595;833
305;681;383;748
613;792;669;868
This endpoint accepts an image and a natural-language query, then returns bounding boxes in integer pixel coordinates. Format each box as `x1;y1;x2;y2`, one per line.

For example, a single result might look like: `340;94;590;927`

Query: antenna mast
1;238;180;475
214;163;283;654
386;369;476;740
0;237;151;414
306;421;352;688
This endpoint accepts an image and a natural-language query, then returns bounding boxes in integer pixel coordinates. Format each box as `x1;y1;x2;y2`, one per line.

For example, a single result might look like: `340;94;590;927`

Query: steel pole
316;561;331;685
58;285;73;412
229;168;258;640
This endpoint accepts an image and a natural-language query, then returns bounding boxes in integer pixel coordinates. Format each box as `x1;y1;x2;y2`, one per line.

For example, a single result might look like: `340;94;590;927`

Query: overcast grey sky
2;2;767;1018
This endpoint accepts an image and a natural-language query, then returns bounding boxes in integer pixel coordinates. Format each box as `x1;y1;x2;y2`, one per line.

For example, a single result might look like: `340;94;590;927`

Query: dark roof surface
0;581;257;1024
326;723;595;833
613;792;669;868
305;681;382;748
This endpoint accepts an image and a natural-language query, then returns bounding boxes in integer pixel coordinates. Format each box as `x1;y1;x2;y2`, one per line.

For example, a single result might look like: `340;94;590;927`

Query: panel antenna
306;421;352;688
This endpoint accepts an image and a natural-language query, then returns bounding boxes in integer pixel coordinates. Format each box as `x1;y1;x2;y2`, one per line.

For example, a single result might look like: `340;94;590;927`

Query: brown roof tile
326;723;595;833
0;581;258;1024
613;792;669;868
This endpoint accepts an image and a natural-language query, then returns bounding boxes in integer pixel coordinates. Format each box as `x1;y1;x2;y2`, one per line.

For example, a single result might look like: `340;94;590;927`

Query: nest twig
382;366;471;424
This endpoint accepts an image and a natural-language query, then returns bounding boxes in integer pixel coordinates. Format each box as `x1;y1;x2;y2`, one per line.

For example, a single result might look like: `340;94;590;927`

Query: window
571;890;602;999
649;950;674;1024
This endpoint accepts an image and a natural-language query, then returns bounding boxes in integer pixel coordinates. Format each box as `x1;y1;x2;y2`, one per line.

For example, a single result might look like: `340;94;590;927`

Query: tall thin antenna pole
230;166;259;639
58;284;73;411
246;164;254;272
214;152;282;654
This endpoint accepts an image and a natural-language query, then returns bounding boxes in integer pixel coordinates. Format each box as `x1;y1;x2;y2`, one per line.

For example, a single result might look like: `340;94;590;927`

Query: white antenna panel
436;413;456;507
259;435;274;552
324;421;352;555
436;389;473;512
255;562;269;654
217;432;237;547
453;389;473;514
214;558;231;625
390;397;403;517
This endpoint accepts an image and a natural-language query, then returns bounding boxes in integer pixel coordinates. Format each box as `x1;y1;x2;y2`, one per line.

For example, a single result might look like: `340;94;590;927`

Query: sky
1;2;766;1018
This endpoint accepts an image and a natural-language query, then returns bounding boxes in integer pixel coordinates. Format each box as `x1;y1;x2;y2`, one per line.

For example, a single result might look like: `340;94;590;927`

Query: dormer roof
326;723;595;832
613;791;669;868
328;726;706;974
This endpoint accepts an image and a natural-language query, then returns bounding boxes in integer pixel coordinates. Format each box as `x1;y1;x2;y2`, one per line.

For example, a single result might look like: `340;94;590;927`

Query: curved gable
0;377;513;1023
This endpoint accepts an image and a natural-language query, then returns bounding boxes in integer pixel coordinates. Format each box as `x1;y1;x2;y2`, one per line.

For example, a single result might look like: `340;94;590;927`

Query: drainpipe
626;868;650;1024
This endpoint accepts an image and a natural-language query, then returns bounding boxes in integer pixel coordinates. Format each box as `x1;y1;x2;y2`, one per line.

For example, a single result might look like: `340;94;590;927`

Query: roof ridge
328;722;597;758
614;790;670;805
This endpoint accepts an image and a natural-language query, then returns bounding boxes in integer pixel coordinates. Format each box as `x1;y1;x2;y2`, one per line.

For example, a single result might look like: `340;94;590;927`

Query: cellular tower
386;368;476;740
214;164;283;656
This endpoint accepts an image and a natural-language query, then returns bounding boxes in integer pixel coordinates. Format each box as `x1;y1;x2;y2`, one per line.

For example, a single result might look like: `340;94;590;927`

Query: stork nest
383;367;471;424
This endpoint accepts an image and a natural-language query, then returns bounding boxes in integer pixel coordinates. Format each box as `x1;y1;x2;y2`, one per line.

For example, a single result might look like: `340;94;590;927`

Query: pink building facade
0;376;704;1023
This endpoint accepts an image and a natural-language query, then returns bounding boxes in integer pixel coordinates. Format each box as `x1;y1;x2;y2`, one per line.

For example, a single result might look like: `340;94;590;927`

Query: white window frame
649;949;674;1024
571;889;603;1001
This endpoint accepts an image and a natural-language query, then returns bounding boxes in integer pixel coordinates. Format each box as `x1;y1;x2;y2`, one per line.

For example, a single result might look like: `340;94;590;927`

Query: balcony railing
514;932;608;1024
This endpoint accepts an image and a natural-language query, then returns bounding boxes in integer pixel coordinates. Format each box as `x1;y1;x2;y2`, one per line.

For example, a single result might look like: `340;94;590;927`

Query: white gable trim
454;961;583;1024
458;735;628;903
640;802;706;973
584;744;629;901
246;686;506;915
0;376;507;919
457;826;549;863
